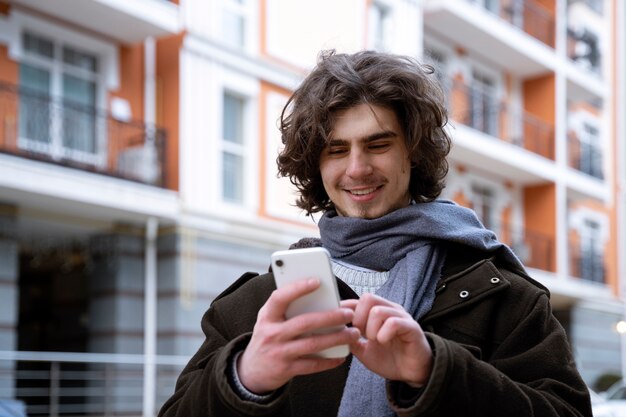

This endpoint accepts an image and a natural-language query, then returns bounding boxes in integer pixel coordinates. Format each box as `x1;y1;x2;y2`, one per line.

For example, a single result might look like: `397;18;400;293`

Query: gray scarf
318;200;523;417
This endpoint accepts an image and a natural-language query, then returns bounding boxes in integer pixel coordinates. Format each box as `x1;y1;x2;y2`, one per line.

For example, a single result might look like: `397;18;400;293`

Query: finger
262;278;321;321
283;356;347;377
352;293;398;331
281;308;354;340
377;316;419;344
284;327;360;358
365;305;404;341
340;299;358;311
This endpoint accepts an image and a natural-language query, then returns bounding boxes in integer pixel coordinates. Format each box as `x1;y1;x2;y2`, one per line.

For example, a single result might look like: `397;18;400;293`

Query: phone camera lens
275;259;283;267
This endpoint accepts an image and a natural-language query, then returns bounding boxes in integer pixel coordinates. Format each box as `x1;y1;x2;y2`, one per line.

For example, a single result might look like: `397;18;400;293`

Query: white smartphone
271;247;349;358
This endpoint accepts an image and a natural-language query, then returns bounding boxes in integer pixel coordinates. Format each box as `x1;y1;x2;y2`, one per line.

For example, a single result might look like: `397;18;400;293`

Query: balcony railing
0;81;167;187
496;222;554;272
0;350;186;417
567;28;602;76
468;0;555;47
567;132;604;179
446;78;555;160
570;247;605;283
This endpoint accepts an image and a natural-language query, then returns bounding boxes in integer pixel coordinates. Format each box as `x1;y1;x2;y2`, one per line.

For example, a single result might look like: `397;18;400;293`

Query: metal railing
566;28;602;76
445;78;555;160
0;350;187;417
468;0;555;47
0;81;168;188
495;222;554;272
570;248;605;283
567;132;604;179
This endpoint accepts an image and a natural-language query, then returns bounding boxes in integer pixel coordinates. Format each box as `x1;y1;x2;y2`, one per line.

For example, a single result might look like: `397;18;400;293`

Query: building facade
0;0;623;415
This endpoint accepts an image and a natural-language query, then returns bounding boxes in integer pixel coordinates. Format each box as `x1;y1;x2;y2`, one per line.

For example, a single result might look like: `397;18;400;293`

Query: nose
345;149;373;178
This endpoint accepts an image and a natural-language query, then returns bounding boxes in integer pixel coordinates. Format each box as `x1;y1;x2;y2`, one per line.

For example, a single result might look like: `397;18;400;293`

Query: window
222;92;246;203
470;184;496;230
220;0;249;50
424;47;449;99
579;121;603;179
19;31;101;161
470;70;499;136
579;219;604;283
570;27;601;74
368;2;391;51
470;0;500;14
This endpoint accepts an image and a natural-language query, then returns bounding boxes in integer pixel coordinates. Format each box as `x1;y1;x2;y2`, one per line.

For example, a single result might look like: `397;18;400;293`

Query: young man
159;51;592;416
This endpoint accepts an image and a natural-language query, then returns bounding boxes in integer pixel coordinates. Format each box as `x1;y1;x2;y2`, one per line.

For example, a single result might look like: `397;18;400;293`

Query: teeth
350;187;376;196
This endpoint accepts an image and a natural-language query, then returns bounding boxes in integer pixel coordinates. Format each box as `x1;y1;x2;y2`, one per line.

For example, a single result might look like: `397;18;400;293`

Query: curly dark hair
277;50;451;215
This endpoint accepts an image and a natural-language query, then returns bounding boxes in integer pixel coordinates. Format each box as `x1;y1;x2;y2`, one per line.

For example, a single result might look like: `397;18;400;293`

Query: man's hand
237;278;360;394
342;294;433;387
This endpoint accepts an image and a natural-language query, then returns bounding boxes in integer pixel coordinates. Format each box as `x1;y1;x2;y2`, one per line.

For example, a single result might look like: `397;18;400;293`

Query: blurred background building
0;0;623;415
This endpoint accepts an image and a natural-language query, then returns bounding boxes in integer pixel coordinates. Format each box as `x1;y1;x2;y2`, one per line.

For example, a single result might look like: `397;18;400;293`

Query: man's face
319;103;412;219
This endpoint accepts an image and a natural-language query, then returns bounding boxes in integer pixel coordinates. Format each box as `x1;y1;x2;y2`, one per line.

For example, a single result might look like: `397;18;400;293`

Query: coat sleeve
157;276;290;417
387;292;592;417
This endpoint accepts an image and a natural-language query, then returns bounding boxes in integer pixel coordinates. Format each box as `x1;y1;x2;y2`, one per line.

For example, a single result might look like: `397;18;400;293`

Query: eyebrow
327;130;398;146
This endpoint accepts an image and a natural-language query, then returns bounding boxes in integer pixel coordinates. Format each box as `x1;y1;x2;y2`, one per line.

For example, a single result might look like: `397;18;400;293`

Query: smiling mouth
347;186;380;196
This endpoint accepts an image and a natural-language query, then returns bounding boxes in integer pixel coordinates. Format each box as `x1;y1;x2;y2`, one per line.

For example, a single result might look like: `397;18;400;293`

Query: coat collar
335;256;511;324
422;258;510;323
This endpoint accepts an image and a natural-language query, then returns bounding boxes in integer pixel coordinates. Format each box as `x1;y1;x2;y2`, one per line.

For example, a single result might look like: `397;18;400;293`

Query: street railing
0;350;187;417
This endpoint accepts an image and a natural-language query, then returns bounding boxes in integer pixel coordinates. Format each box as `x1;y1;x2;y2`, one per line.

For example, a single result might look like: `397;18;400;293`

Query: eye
368;141;391;152
326;146;348;156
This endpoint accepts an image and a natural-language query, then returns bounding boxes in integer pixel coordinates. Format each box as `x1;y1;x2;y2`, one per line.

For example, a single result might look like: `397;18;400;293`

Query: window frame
7;12;118;167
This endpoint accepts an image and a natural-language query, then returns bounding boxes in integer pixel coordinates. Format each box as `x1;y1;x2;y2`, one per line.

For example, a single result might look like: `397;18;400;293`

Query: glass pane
62;74;96;153
19;64;51;144
223;93;244;144
63;46;98;72
221;10;245;49
223;151;243;202
23;32;54;59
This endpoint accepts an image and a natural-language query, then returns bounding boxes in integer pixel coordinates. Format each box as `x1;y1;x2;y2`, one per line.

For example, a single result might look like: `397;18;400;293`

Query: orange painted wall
156;34;183;191
523;74;555;159
106;44;145;179
451;190;471;209
0;45;17;84
523;74;555;124
0;1;9;15
524;184;556;272
112;44;144;121
0;45;18;152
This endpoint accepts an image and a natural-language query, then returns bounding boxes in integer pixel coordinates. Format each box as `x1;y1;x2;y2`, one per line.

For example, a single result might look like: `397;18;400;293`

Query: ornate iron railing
445;78;555;160
495;222;554;272
0;81;168;188
468;0;555;47
567;131;604;179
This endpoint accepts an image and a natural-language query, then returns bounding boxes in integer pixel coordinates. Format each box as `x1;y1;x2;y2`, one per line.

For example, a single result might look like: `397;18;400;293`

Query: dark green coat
158;247;592;417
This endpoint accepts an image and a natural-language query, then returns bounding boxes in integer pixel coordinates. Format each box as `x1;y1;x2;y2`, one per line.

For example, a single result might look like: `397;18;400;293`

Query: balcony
0;81;167;188
424;0;555;77
446;79;555;160
9;0;181;44
498;222;554;272
567;132;603;180
570;247;605;283
567;27;602;77
494;0;555;46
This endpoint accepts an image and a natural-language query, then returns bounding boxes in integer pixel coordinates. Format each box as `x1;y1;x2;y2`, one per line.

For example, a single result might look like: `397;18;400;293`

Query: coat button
490;277;501;284
459;290;470;298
